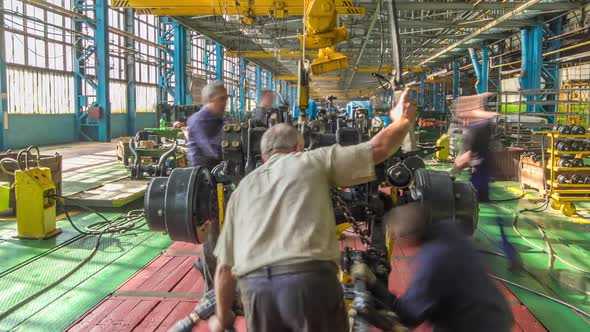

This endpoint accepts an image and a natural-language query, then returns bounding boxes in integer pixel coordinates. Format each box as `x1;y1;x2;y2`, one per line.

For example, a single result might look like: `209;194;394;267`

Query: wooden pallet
65;179;150;208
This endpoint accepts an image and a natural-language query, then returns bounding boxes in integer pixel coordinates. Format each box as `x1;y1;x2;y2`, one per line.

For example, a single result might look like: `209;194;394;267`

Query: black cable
489;274;590;319
488;192;526;203
0;195;146;321
477;250;590;319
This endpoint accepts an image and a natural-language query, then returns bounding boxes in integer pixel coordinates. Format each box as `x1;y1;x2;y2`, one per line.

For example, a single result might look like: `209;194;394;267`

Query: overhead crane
110;0;365;22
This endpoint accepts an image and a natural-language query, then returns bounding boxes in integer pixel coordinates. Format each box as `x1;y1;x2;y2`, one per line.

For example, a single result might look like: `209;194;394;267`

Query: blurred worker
186;80;227;291
209;90;417;332
451;93;496;202
253;89;281;127
352;202;514;332
391;91;417;152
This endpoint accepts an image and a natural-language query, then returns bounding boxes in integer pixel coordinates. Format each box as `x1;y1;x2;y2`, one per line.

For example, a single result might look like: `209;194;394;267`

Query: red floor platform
67;237;546;331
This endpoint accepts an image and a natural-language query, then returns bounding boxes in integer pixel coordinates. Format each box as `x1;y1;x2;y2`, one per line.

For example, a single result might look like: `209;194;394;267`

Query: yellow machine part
0;181;10;212
15;167;61;239
435;133;450;161
310;47;349;75
299;27;347;49
217;183;225;229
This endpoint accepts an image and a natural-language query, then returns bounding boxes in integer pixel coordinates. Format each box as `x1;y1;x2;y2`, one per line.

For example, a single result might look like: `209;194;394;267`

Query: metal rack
496;88;590;146
545;132;590;216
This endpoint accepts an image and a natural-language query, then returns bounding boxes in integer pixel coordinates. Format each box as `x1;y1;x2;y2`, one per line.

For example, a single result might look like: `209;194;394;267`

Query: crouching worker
352;202;514;332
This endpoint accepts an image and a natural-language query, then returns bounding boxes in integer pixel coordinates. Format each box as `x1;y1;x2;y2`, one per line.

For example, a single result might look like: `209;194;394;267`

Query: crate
116;137;132;166
519;156;547;194
0;153;62;211
491;147;541;181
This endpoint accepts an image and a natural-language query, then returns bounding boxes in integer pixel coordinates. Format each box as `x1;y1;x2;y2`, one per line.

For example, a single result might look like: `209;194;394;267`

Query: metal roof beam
394;2;581;11
398;19;536;28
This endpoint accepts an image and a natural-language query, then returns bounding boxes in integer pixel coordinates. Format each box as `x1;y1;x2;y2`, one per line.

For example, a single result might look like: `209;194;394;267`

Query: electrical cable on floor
0;195;146;321
477;249;590;319
488;274;590;319
489;192;526;203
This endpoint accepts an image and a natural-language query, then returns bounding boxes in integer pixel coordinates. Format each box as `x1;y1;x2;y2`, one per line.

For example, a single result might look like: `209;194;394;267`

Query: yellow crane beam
275;75;342;81
353;65;427;73
225;49;353;60
111;0;365;17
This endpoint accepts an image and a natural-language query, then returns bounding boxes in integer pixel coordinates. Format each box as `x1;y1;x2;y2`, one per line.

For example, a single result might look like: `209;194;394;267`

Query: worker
208;89;417;332
351;202;514;332
186;80;227;291
253;89;281;127
450;93;496;202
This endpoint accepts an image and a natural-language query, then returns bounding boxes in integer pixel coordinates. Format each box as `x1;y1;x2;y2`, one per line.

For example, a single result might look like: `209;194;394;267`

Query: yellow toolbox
15;167;61;239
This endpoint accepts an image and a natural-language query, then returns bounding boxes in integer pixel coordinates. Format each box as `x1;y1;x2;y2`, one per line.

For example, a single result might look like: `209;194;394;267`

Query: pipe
480;47;489;93
519;29;530;89
418;0;542;66
386;0;402;88
469;49;482;93
346;0;381;90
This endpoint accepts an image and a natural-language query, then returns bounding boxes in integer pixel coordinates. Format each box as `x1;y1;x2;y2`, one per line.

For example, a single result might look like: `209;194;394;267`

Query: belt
242;260;338;279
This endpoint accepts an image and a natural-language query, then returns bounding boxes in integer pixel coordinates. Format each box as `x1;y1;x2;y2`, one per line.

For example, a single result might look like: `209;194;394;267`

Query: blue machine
346;101;372;119
293;99;318;119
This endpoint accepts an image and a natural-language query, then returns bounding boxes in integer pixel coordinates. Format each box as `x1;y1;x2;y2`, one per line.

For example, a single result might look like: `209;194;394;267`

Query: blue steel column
543;18;562;115
519;22;543;113
452;60;459;99
125;9;136;135
173;21;187;104
433;82;440;112
419;73;425;107
255;66;262;104
469;48;482;94
158;17;175;104
480;47;489;93
215;43;224;80
239;58;247;115
73;0;111;141
0;1;7;149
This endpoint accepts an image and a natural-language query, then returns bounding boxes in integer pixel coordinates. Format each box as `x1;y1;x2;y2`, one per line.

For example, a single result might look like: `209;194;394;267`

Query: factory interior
1;0;590;331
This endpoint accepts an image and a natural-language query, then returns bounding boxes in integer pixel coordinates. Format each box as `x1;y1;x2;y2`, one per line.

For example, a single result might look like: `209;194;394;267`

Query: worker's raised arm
370;89;417;164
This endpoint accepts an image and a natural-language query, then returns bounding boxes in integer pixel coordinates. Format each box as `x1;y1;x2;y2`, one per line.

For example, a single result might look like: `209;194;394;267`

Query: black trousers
238;262;348;332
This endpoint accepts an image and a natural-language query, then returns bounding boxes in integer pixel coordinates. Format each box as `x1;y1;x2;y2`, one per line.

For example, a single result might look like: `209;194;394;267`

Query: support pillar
74;0;111;142
215;43;224;80
452;60;459;99
239;58;247;115
433;83;440;112
519;22;543;112
125;9;136;135
255;66;262;104
419;73;425;106
173;22;187;104
480;47;489;93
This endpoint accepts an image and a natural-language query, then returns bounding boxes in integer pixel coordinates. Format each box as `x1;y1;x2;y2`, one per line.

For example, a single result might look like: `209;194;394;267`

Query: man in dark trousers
451;93;496;202
253;89;280;127
186;80;227;290
352;202;514;332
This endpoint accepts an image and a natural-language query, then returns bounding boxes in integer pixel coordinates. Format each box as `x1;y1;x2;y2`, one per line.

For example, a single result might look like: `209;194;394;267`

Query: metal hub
144;167;216;243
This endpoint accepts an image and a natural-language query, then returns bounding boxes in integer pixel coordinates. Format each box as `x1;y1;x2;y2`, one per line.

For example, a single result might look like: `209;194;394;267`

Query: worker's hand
351;263;377;286
390;89;418;125
208;311;235;332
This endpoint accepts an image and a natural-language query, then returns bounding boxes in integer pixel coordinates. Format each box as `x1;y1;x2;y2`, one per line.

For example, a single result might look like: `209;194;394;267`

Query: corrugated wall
6;66;74;114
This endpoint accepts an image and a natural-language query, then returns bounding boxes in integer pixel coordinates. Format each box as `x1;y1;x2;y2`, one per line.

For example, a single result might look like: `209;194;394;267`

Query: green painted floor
429;160;590;330
0;158;589;331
